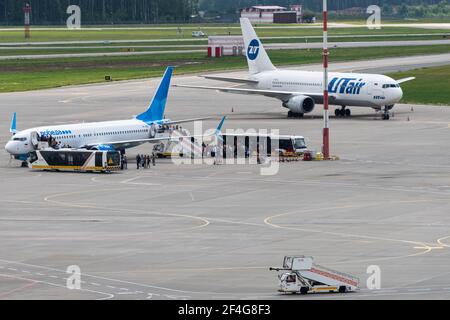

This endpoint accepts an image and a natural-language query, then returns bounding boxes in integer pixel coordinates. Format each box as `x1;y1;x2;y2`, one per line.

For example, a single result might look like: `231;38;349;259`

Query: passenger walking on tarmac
141;155;145;169
142;155;146;169
202;142;206;159
136;154;141;169
146;155;151;169
152;153;156;166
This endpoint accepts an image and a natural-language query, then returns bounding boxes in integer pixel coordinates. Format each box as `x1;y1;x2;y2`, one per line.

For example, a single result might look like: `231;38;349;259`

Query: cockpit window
383;84;400;89
13;137;27;141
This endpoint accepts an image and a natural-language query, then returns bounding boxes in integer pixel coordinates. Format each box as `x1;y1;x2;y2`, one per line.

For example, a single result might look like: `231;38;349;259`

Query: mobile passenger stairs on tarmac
270;256;359;295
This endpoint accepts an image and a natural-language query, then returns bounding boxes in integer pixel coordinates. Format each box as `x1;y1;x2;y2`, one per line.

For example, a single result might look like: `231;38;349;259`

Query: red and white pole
23;2;31;39
322;0;330;159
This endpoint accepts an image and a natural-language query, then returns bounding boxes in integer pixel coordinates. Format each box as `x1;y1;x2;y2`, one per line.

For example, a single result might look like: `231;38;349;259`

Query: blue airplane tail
10;112;17;134
136;66;173;123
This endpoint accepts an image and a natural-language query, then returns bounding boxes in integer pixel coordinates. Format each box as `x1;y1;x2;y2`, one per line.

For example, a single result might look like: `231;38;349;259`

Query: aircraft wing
202;75;259;84
86;117;226;151
396;77;416;84
173;84;324;101
165;117;211;125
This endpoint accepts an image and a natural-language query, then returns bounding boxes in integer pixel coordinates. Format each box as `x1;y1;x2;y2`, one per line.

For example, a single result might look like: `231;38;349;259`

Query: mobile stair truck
270;256;359;294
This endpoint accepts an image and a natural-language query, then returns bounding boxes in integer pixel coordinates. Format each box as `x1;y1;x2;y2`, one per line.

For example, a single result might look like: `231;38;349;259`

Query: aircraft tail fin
10;112;17;135
136;66;173;123
240;18;276;75
215;116;226;135
215;116;226;142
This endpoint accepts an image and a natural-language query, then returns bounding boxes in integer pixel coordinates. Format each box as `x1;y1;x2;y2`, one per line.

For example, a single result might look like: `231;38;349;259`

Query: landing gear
287;111;304;118
382;105;393;120
21;161;28;168
334;106;351;117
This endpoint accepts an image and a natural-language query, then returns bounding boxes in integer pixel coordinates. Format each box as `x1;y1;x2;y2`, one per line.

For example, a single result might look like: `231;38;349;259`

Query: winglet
136;66;174;123
10;112;17;135
215;116;226;135
214;116;226;142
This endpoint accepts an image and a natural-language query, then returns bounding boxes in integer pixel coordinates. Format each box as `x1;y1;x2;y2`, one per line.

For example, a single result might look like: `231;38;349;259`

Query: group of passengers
40;135;58;148
136;153;155;169
40;135;72;150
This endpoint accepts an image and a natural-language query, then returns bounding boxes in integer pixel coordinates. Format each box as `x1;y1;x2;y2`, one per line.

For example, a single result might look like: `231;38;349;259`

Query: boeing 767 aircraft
174;18;415;120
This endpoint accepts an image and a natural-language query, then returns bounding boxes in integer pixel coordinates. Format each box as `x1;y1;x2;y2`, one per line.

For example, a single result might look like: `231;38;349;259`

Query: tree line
0;0;199;25
0;0;448;25
199;0;446;13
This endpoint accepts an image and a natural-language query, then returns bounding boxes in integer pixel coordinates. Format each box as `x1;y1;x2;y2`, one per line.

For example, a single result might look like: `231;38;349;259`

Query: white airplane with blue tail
174;18;416;120
5;67;225;161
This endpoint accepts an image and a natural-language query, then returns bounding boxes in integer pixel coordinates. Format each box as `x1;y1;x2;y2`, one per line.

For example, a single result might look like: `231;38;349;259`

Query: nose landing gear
382;105;393;120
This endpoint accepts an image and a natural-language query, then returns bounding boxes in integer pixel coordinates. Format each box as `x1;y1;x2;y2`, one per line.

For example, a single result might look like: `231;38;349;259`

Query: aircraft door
149;124;157;138
30;131;39;150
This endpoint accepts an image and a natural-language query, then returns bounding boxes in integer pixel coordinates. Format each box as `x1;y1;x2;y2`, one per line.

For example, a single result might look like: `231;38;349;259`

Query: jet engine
283;95;315;114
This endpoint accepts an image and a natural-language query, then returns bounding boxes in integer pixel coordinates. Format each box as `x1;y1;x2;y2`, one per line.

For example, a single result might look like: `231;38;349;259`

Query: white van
192;31;207;37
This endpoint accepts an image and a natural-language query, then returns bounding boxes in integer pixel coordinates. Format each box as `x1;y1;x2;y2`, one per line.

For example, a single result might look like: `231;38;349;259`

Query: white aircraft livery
5;67;219;161
175;18;415;120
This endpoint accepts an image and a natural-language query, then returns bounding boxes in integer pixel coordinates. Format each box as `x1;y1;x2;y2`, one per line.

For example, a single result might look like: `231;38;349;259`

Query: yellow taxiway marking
437;236;450;247
44;188;210;233
263;199;449;257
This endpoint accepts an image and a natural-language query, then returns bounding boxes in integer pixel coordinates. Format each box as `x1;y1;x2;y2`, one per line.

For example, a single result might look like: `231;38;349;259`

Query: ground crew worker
123;155;128;170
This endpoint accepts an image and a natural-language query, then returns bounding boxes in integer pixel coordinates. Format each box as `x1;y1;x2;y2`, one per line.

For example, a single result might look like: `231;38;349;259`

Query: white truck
270;256;359;294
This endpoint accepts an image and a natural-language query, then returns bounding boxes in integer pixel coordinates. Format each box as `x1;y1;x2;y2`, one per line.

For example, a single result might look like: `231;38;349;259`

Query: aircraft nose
5;141;15;154
397;87;403;101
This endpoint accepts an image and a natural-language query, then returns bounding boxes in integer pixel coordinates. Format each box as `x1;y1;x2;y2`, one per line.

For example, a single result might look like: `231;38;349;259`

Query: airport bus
152;134;308;159
29;149;121;173
220;134;308;158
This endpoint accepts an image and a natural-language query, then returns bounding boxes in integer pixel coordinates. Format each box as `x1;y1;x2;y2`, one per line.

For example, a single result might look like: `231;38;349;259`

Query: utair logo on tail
247;39;260;60
328;77;366;95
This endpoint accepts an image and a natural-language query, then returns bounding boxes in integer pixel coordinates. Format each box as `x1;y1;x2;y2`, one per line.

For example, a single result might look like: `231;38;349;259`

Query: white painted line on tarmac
408;288;431;292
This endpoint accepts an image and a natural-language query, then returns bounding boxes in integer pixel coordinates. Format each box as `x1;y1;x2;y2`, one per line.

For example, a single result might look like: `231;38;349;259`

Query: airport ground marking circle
264;198;448;256
43;188;211;233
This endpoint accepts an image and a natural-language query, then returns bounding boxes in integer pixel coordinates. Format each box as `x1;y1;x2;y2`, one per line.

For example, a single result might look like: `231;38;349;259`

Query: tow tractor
270;256;359;294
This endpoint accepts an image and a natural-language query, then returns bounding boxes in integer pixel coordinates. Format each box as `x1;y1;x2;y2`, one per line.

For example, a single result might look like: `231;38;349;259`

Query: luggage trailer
270;256;359;294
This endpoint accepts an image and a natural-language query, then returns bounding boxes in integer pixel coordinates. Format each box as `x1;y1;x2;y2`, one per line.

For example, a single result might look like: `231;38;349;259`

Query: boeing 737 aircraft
5;67;221;161
174;18;415;120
